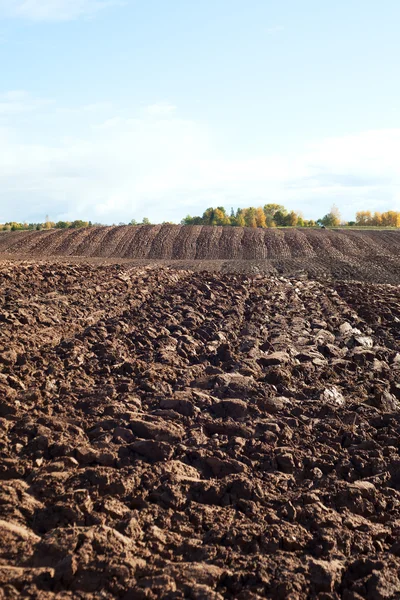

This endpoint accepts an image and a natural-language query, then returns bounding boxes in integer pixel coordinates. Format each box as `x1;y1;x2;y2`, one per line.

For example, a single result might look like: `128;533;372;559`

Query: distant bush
69;220;89;229
55;221;70;229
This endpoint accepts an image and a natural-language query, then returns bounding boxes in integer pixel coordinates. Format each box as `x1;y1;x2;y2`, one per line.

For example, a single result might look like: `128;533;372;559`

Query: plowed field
1;226;400;283
2;261;400;598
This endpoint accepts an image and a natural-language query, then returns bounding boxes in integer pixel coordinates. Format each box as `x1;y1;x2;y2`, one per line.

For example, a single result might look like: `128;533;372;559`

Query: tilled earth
2;261;400;599
2;226;400;284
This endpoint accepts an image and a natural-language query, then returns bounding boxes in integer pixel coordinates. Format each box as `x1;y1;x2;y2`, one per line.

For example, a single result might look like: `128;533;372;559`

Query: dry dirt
1;259;400;599
2;226;400;284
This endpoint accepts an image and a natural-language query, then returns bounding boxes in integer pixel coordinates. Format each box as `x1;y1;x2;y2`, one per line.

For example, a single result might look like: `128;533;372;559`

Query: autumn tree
287;211;298;226
380;211;400;227
244;207;257;228
69;220;89;228
213;208;231;225
200;207;230;226
255;207;267;228
318;205;341;227
44;217;54;229
356;211;372;226
234;209;246;227
330;204;341;226
373;212;382;226
263;204;286;227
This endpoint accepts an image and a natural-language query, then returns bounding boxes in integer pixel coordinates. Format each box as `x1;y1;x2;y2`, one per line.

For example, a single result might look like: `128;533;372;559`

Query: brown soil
1;226;400;284
2;260;400;598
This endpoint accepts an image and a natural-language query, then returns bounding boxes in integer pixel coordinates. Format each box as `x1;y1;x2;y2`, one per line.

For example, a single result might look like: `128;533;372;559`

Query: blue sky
1;0;400;224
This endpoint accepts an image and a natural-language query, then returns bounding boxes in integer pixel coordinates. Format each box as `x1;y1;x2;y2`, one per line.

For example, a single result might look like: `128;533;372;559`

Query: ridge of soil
2;225;400;283
1;261;400;598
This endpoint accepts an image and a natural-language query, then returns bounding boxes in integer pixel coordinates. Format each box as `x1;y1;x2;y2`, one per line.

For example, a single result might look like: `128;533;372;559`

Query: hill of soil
2;225;400;283
2;261;400;598
2;225;400;261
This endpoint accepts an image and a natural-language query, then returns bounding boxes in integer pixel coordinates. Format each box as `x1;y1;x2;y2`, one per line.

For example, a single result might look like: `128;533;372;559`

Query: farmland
1;227;400;598
2;225;400;283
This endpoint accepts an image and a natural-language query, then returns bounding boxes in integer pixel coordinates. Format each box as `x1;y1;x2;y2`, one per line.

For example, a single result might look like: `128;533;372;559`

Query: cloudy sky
1;0;400;224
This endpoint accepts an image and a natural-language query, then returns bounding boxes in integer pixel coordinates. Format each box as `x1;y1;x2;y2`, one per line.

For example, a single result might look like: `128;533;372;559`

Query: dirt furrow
2;262;400;598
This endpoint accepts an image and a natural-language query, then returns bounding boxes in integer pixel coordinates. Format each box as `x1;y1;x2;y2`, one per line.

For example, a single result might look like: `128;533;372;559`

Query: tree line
354;211;400;227
182;205;318;227
1;219;93;231
0;217;153;231
3;205;400;231
182;205;400;228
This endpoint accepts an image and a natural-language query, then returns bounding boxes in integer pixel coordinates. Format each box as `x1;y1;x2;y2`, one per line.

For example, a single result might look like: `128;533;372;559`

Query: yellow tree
255;207;267;228
380;212;389;226
213;208;231;225
372;212;382;226
330;204;341;226
385;211;397;226
287;211;299;226
245;207;257;228
356;211;372;225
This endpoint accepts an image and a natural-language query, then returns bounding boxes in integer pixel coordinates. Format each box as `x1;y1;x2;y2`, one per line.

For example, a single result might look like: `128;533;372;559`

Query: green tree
234;209;246;227
69;220;89;229
201;207;230;225
244;207;257;228
287;211;299;227
263;204;287;226
273;210;288;226
201;208;215;225
318;205;341;227
55;221;70;229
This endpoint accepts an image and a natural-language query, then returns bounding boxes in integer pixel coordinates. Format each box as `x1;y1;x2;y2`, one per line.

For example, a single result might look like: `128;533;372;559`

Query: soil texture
2;226;400;284
1;261;400;598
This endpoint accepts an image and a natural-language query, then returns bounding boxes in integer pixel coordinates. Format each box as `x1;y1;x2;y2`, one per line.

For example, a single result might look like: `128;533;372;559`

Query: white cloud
0;0;123;21
0;92;399;224
0;90;52;115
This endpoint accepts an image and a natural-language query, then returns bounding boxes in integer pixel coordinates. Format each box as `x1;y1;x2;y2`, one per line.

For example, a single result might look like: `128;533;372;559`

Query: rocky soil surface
1;261;400;598
2;226;400;284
